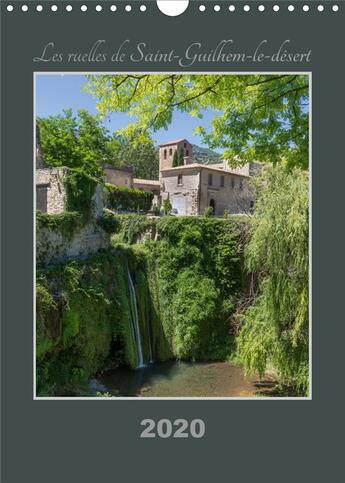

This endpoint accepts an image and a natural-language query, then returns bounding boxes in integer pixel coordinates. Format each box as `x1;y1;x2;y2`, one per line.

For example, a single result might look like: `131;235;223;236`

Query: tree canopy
107;130;159;180
38;109;109;176
85;74;309;169
38;109;159;180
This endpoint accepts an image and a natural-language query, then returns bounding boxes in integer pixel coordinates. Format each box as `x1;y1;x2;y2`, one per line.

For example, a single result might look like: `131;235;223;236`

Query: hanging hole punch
156;1;189;17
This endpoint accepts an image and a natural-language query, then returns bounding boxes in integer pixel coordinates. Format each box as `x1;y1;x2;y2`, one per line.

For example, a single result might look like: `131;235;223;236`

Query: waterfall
147;317;153;364
127;266;145;368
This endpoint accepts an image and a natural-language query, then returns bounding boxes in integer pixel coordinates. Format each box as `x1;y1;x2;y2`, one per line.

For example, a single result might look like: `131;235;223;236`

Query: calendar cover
1;1;344;481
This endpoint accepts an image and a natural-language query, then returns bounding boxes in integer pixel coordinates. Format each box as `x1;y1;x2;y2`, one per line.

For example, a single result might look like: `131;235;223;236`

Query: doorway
209;198;216;214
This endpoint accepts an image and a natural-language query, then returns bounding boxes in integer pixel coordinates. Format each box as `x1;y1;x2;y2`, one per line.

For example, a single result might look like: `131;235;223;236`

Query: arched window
186;149;189;156
169;148;173;156
177;173;183;185
164;149;167;159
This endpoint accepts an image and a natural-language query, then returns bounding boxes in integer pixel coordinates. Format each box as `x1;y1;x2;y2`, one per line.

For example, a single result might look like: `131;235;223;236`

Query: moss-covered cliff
36;216;247;396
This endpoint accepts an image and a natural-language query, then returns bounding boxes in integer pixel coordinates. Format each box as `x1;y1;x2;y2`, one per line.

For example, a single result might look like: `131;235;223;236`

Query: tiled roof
159;139;188;147
133;178;161;186
103;164;133;172
161;164;250;177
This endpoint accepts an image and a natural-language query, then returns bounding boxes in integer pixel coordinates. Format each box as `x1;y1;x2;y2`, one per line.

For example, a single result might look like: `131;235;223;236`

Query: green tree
237;166;309;394
38;108;112;170
86;74;309;169
172;150;178;167
108;129;159;179
177;147;184;166
38;109;109;217
162;199;172;215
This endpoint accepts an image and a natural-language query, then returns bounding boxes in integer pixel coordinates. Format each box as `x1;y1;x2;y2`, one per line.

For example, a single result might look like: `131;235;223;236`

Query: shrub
203;206;213;217
97;209;121;234
106;184;153;212
162;199;172;215
64;168;98;219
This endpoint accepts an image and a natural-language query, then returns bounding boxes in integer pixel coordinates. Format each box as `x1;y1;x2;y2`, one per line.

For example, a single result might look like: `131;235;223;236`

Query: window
220;175;224;187
186;149;189;156
184;142;187;148
177;173;183;185
239;179;243;190
208;173;213;186
169;148;173;156
36;185;48;212
231;177;235;189
164;149;167;159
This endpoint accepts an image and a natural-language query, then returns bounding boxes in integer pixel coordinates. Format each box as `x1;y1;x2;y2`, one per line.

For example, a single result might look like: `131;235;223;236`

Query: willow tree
85;74;309;169
237;166;309;395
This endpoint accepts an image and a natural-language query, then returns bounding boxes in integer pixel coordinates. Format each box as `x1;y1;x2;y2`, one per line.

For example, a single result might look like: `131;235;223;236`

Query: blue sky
35;74;219;150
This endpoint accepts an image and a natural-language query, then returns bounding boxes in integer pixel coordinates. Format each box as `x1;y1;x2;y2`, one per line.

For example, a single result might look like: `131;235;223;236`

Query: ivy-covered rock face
36;217;246;396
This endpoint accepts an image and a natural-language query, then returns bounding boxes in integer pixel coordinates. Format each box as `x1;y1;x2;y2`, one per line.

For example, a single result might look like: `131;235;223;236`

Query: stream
92;361;269;397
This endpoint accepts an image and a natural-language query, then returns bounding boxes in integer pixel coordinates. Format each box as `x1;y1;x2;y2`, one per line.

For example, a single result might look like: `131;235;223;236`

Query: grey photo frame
1;1;344;482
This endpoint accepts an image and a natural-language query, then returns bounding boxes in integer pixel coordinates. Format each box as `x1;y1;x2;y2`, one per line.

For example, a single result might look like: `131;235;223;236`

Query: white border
33;71;312;401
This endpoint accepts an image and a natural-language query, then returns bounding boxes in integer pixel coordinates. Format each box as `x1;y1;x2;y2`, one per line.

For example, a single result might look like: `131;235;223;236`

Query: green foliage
170;270;219;359
38;109;106;218
103;213;157;244
86;74;309;169
97;209;121;234
151;203;161;216
172;150;178;167
36;251;136;395
38;109;113;168
203;206;213;217
178;147;185;166
36;210;83;240
145;217;246;360
36;216;264;394
64;169;99;218
106;184;153;213
237;166;309;394
105;129;159;180
162;199;172;215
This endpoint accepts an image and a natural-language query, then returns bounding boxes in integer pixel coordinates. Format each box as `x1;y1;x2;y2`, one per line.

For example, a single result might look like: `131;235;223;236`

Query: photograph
35;73;310;399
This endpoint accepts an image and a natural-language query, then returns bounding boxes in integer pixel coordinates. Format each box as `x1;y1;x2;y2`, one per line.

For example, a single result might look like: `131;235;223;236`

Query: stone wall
36;221;108;266
161;167;200;215
104;167;133;187
223;160;262;177
199;168;252;215
36;167;67;214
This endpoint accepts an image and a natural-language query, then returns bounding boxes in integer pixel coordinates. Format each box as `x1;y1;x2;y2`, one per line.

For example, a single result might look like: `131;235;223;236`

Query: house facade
159;139;256;216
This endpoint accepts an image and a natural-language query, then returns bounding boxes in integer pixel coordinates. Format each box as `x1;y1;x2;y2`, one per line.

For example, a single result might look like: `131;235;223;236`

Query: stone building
103;165;134;187
35;128;257;217
159;139;257;216
36;166;67;214
159;139;193;179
